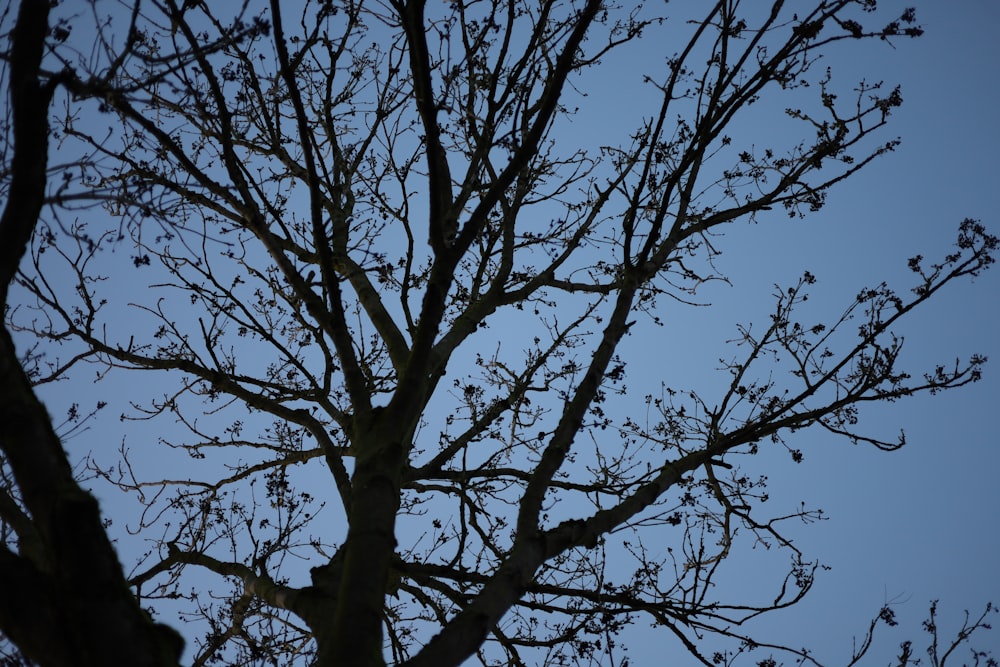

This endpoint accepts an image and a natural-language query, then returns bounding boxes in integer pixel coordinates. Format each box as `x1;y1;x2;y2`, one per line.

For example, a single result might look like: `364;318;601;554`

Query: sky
607;2;1000;664
6;1;999;665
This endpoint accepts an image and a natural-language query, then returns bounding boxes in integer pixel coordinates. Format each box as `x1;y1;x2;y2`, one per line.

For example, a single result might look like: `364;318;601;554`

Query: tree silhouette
0;1;995;666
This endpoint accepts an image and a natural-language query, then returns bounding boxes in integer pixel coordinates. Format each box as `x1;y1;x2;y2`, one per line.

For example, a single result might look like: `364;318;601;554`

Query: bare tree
0;1;995;666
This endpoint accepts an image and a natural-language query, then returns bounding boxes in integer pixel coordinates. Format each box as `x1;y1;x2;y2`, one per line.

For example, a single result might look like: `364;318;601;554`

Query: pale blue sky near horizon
6;1;999;665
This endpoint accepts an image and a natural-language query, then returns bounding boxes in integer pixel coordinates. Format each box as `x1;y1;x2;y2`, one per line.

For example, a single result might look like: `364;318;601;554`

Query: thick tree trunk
319;412;407;666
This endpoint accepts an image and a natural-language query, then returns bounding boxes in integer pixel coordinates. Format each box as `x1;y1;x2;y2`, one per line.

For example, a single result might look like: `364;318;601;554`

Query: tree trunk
321;411;407;666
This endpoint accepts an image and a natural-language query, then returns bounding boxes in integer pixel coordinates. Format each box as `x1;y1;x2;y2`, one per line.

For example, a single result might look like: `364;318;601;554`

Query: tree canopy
0;1;996;666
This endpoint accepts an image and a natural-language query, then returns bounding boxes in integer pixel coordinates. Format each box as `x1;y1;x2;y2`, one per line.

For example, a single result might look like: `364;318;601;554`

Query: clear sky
610;2;1000;664
9;1;998;665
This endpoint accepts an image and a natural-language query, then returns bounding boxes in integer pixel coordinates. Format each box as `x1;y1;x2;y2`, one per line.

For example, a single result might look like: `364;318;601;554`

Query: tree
0;1;996;666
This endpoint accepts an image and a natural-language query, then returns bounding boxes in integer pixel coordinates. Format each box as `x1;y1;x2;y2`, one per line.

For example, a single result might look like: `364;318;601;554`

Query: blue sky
610;2;1000;664
9;1;998;664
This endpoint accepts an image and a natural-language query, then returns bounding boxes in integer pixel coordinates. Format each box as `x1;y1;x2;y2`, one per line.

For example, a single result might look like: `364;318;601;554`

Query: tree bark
323;411;408;666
